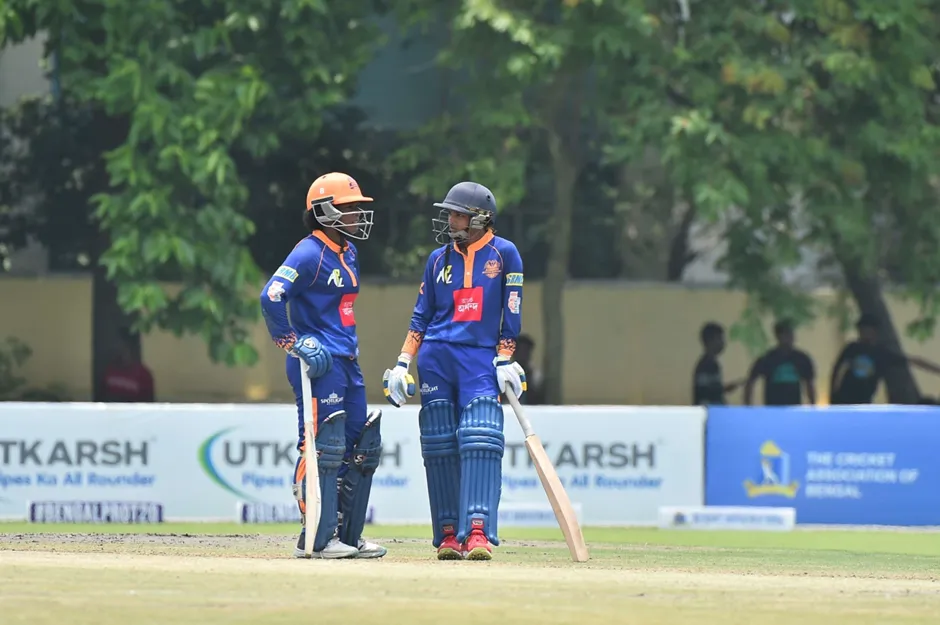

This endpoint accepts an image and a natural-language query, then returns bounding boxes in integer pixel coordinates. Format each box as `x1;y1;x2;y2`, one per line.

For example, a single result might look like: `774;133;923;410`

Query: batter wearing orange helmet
260;172;386;559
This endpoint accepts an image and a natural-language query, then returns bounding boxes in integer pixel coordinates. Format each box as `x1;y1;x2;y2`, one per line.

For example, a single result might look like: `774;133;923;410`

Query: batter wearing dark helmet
383;181;526;561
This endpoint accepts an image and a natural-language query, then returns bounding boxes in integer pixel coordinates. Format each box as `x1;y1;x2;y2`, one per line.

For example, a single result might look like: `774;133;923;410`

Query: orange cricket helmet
306;172;374;240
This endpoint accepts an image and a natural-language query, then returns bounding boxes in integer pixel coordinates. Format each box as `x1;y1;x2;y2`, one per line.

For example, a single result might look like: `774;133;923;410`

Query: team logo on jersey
267;281;286;302
339;293;357;327
327;268;345;287
437;264;453;284
508;291;521;314
274;266;299;283
452;287;483;323
506;272;523;286
483;259;501;278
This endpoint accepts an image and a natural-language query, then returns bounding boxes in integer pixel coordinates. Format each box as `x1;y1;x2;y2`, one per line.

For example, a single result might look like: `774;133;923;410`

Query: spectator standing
744;320;816;406
692;322;743;405
101;332;155;403
830;313;940;405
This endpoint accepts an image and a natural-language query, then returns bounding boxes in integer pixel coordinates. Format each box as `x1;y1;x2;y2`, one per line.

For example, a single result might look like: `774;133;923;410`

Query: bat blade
524;434;590;562
300;361;320;558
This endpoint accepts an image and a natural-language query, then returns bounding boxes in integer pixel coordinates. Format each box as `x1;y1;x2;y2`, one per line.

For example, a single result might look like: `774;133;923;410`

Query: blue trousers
417;341;500;408
286;353;367;474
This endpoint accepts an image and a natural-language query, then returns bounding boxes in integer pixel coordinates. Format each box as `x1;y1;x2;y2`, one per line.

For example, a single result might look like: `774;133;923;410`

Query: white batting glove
494;355;527;399
383;353;415;407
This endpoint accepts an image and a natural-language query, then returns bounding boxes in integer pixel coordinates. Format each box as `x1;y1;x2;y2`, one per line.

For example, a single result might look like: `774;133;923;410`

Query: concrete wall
3;276;940;405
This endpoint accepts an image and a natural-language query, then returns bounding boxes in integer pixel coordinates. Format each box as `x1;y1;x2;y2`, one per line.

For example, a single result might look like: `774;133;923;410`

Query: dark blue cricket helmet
431;181;497;245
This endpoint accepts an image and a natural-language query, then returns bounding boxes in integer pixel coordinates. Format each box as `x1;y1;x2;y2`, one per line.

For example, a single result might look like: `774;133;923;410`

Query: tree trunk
541;128;577;405
841;264;921;403
666;201;697;281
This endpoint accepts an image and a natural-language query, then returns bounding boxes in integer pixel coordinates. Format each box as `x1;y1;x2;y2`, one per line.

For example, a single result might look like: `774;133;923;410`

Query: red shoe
437;527;462;561
463;527;492;561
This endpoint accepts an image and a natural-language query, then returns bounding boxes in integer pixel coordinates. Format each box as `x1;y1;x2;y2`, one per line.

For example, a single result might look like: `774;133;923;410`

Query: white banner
0;402;705;525
658;506;796;531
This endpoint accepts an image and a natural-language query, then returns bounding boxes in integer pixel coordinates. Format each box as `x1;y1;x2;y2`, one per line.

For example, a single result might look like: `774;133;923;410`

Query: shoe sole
437;547;463;561
465;547;492;561
293;548;359;559
355;548;388;559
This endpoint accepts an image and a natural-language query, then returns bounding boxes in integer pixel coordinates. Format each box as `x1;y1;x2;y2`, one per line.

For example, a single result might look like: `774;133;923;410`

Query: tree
662;1;940;402
0;1;382;395
393;0;667;403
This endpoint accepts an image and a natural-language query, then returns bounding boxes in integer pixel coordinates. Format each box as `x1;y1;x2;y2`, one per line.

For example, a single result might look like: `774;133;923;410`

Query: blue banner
705;406;940;525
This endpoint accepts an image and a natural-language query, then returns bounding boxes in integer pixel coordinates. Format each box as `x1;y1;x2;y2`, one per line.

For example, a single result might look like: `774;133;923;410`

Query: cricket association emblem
743;440;800;498
483;259;501;278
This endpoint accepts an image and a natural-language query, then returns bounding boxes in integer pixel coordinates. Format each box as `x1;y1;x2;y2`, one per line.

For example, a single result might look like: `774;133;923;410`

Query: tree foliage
659;1;940;399
0;0;381;365
4;0;940;404
393;0;670;403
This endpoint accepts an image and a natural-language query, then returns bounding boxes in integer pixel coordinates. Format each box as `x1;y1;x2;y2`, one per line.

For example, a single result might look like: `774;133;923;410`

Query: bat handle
504;392;535;438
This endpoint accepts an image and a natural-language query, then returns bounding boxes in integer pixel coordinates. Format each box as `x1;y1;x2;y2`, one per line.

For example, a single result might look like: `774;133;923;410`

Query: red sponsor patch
452;287;483;322
339;293;358;327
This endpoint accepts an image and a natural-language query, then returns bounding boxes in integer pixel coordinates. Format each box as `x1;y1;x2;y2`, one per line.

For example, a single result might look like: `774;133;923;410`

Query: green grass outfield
3;521;940;556
3;522;939;625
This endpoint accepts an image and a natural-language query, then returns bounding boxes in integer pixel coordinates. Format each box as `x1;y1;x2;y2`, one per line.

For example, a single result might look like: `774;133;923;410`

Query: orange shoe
437;532;463;560
463;529;492;561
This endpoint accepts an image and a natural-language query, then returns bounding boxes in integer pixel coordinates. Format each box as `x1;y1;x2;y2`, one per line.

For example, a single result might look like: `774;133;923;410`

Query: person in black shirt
692;322;743;405
744;320;816;406
830;313;940;404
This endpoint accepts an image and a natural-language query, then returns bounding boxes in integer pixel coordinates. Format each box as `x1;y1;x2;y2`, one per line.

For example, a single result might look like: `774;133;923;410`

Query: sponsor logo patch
506;272;524;286
327;268;345;288
267;281;286;302
320;392;344;406
508;291;521;314
274;266;299;283
452;287;483;322
339;293;357;327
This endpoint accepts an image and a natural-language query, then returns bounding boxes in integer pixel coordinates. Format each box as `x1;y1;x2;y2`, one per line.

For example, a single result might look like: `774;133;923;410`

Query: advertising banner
705;406;940;525
657;505;795;531
0;402;706;525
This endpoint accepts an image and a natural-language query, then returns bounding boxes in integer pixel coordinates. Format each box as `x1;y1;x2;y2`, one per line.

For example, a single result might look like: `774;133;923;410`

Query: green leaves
1;0;379;367
654;0;940;350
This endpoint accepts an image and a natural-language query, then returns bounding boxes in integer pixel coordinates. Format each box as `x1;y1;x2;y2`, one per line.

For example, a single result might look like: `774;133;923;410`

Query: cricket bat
504;392;590;563
300;361;320;558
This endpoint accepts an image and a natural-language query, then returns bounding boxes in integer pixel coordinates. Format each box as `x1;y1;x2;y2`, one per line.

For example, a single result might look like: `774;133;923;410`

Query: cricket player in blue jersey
260;172;386;560
383;181;526;561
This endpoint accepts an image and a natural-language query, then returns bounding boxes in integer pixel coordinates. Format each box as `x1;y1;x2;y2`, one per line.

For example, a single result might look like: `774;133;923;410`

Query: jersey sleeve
401;251;439;359
498;242;524;358
260;241;320;351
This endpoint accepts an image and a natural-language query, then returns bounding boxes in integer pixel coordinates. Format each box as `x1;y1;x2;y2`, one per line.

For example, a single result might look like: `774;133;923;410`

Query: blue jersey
260;231;360;358
402;231;523;359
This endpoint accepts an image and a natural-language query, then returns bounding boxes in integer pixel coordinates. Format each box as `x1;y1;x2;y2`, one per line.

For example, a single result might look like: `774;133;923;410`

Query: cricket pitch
1;524;939;625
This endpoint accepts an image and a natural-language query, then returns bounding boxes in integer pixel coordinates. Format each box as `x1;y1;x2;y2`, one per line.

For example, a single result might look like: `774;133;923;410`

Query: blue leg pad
419;399;460;548
312;410;346;552
339;410;382;546
457;396;504;545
